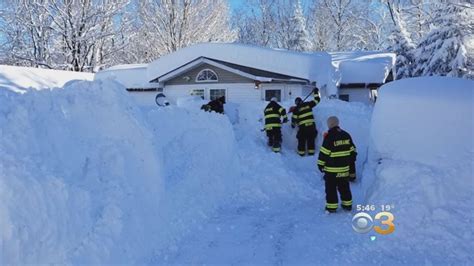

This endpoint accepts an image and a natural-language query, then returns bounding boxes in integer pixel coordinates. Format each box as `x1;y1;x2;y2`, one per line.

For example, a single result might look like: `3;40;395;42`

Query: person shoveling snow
291;87;321;156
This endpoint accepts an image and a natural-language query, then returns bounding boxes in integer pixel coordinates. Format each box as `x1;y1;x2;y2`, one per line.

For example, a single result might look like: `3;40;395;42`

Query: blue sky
229;0;246;12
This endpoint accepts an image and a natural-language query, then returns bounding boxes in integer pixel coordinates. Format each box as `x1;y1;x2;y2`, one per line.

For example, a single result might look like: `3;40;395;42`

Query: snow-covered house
146;44;333;103
96;43;333;105
95;43;395;105
331;52;396;103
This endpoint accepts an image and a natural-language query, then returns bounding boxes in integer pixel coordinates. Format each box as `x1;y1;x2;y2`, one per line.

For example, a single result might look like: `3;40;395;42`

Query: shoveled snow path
149;114;368;265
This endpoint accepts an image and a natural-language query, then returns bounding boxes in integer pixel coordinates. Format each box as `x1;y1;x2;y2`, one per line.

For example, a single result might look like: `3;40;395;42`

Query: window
339;94;349;102
265;89;281;102
196;69;218;82
191;89;205;99
210;89;226;100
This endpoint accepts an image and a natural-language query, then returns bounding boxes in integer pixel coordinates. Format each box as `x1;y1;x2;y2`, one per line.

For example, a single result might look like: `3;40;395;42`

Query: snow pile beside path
361;77;474;264
143;107;241;256
0;80;164;264
371;77;473;168
0;79;242;264
0;65;93;93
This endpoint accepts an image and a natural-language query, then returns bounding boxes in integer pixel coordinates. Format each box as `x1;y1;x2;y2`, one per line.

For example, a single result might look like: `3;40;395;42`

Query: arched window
196;69;218;82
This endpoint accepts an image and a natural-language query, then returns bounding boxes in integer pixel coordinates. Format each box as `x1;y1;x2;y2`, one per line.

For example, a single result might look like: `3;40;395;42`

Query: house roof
147;43;332;86
330;51;396;84
101;64;148;72
153;57;308;84
95;64;150;88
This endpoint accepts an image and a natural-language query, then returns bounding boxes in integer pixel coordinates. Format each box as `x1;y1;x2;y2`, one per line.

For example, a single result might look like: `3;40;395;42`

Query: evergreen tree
288;0;312;51
413;2;473;79
387;11;416;79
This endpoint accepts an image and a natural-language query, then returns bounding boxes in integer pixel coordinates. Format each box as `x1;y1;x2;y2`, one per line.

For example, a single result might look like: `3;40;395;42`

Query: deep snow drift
1;72;472;264
362;77;474;263
0;80;242;264
0;65;93;93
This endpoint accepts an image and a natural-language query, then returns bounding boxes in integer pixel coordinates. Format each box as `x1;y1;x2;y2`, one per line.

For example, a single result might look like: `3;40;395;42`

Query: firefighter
317;116;357;213
323;132;357;182
201;96;225;113
291;88;321;156
264;97;288;152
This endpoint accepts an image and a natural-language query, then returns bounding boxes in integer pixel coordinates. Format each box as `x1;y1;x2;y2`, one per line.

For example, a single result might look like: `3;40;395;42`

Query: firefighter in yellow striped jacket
291;88;320;156
317;116;357;213
264;97;288;152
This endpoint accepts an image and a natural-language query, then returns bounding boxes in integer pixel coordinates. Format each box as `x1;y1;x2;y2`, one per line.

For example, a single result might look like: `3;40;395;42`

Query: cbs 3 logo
352;212;395;235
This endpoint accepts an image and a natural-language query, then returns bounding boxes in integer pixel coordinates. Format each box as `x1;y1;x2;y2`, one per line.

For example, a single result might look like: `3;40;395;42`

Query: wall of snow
0;80;164;264
0;79;242;264
360;77;474;264
0;65;93;93
370;77;473;168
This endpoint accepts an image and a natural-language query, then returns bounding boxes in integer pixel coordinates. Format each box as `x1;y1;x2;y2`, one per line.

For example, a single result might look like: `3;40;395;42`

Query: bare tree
1;0;130;72
136;0;236;61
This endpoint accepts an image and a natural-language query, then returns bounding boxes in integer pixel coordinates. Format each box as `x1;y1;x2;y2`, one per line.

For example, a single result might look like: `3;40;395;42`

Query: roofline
150;56;309;84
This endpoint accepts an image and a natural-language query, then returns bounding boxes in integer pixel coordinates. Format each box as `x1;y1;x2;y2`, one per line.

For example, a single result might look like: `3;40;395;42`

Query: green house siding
165;63;253;85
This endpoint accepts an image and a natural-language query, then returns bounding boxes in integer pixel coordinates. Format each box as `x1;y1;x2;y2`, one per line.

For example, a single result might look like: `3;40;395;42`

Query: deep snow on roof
95;64;149;88
148;43;333;86
101;64;148;72
0;65;94;93
330;51;396;84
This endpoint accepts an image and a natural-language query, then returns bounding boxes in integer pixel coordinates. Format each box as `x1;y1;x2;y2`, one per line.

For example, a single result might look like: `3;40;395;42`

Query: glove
313;87;319;94
283;117;288;123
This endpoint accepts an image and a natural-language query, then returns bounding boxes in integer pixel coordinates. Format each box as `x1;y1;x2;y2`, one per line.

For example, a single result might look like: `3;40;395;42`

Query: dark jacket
291;93;320;127
201;96;225;113
264;101;287;130
317;126;357;178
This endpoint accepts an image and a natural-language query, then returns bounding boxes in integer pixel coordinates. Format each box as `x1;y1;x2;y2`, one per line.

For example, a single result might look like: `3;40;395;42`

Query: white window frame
209;88;226;101
196;69;218;83
264;89;282;102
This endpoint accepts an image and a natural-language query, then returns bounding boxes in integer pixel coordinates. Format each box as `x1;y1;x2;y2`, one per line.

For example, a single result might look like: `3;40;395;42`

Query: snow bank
370;76;473;168
360;77;474;264
0;65;93;93
0;80;164;264
0;79;242;264
143;107;241;257
148;43;333;86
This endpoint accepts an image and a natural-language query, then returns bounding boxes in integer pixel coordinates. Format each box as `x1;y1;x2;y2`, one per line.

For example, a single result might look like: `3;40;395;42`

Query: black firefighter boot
272;142;281;153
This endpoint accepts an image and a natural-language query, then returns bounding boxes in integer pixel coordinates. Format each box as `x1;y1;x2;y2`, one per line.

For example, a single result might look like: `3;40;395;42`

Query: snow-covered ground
0;67;473;264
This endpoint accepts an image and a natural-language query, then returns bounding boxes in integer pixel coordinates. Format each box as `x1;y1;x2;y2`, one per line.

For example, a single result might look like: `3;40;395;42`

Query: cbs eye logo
352;212;395;235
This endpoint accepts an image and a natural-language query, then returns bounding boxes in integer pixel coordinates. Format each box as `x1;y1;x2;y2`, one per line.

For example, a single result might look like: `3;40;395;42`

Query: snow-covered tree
233;0;284;48
0;0;55;68
0;0;130;72
307;0;378;51
287;0;312;51
136;0;236;61
386;1;416;78
413;2;473;79
307;2;332;51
